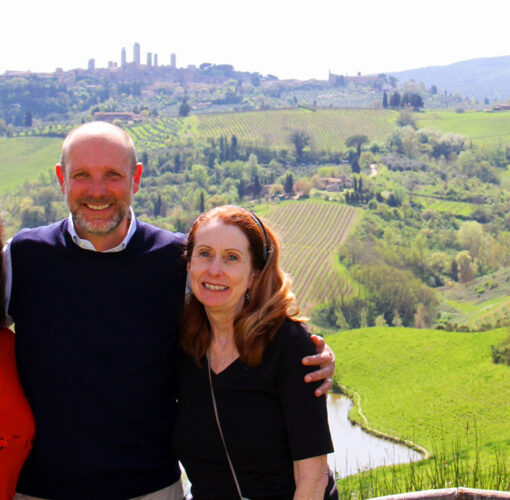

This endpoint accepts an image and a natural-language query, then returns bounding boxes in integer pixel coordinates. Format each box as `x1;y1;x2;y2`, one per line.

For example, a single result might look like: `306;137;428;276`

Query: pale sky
3;0;509;80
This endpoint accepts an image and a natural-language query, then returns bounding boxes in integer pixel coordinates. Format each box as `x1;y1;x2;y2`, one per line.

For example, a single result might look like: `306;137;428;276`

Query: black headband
249;212;270;264
231;206;270;264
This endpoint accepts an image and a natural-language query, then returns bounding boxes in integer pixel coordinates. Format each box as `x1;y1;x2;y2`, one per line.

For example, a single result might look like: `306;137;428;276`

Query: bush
491;334;510;366
310;302;336;329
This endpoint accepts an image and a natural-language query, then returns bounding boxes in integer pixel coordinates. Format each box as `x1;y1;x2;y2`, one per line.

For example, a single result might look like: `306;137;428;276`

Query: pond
327;393;423;477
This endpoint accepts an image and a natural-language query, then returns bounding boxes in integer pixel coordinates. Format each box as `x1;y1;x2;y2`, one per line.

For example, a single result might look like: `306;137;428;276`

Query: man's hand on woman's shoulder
302;335;335;397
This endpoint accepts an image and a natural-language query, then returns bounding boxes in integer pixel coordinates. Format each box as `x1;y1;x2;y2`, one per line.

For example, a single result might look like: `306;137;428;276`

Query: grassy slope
440;267;510;328
417;110;510;145
0;137;62;194
415;197;477;217
193;108;397;150
325;326;510;465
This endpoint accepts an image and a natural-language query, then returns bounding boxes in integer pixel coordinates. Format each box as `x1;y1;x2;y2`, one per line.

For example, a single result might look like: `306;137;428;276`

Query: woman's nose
208;256;223;275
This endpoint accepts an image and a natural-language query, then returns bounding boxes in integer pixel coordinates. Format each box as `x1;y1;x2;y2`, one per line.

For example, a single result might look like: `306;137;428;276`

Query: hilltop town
4;42;470;128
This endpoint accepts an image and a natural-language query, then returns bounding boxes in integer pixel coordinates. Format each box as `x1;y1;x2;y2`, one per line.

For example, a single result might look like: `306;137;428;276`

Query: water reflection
327;393;422;477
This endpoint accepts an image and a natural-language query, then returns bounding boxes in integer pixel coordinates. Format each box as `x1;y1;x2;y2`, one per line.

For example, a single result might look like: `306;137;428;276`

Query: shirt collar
66;207;137;253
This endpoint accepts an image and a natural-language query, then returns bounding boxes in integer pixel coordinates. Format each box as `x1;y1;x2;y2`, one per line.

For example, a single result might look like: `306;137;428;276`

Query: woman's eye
198;250;210;258
227;254;239;262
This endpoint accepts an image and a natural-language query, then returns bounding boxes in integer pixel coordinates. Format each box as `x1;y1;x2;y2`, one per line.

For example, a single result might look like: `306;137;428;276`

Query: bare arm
293;455;329;500
302;335;335;396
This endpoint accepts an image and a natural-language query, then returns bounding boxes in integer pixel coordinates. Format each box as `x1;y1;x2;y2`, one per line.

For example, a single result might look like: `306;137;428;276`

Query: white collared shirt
66;207;137;252
2;208;137;326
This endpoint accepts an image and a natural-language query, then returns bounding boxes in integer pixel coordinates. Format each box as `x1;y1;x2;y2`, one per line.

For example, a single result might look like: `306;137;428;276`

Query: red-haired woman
0;219;35;499
173;205;337;500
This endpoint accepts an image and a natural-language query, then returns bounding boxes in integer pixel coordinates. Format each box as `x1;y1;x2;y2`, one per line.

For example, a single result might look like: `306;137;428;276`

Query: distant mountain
387;55;510;102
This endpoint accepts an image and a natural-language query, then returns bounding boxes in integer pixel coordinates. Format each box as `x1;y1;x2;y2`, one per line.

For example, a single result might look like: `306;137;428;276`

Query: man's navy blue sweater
9;219;187;500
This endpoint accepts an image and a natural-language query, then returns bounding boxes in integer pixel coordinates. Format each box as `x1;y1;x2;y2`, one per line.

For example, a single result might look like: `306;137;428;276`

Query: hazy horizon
3;0;510;80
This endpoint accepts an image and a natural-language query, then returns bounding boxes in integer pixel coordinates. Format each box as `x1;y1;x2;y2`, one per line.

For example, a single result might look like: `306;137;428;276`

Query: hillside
388;55;510;101
0;137;61;194
125;109;398;152
126;108;510;153
194;108;397;150
259;200;359;313
441;267;510;330
325;326;510;472
416;109;510;145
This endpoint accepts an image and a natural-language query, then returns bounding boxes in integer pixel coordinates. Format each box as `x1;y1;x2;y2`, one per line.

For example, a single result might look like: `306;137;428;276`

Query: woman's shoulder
277;318;311;339
272;319;315;355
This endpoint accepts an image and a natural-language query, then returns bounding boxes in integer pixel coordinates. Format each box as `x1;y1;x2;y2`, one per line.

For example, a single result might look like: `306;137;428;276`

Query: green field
415;196;478;218
417;110;510;145
325;326;510;473
443;296;510;330
123;109;510;152
258;199;359;313
0;137;62;194
440;268;510;330
125;109;397;152
192;108;397;150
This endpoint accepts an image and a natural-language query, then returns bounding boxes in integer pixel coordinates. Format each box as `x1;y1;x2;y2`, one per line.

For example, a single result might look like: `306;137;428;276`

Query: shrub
491;334;510;366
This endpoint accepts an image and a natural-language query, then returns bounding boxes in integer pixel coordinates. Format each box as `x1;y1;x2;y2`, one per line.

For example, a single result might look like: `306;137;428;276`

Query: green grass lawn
325;326;510;468
0;137;62;194
417;110;510;145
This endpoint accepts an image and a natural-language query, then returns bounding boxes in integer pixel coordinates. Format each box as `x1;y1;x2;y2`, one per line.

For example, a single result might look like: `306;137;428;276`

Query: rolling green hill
126;109;510;153
194;108;397;150
325;326;510;471
125;109;397;152
440;267;510;330
417;110;510;145
0;137;62;194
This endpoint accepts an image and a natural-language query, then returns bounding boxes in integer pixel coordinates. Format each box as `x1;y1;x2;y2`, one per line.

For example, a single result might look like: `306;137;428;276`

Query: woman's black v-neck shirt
172;320;334;500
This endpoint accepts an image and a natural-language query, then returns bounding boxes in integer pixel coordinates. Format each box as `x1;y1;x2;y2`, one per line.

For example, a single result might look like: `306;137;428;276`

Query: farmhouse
322;176;353;192
492;104;510;112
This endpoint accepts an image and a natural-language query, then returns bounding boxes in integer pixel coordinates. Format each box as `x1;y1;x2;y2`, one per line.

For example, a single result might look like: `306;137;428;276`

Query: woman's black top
173;320;334;500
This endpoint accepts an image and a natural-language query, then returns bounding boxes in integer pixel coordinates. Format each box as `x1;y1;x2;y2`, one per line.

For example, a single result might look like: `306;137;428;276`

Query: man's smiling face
56;126;141;250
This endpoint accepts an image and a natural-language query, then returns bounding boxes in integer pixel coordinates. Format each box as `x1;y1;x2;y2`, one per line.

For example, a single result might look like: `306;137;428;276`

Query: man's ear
132;163;143;193
56;164;66;193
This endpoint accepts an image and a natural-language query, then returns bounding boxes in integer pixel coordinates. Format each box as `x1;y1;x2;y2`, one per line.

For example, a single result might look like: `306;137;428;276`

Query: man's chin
74;215;122;236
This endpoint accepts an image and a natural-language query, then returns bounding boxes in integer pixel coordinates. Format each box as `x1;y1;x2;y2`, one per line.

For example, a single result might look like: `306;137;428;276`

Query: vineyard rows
125;118;182;150
195;109;395;151
262;200;359;313
120;109;395;153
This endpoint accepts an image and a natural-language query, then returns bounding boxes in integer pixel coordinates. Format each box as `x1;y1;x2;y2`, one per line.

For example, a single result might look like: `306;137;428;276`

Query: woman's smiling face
188;218;256;317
